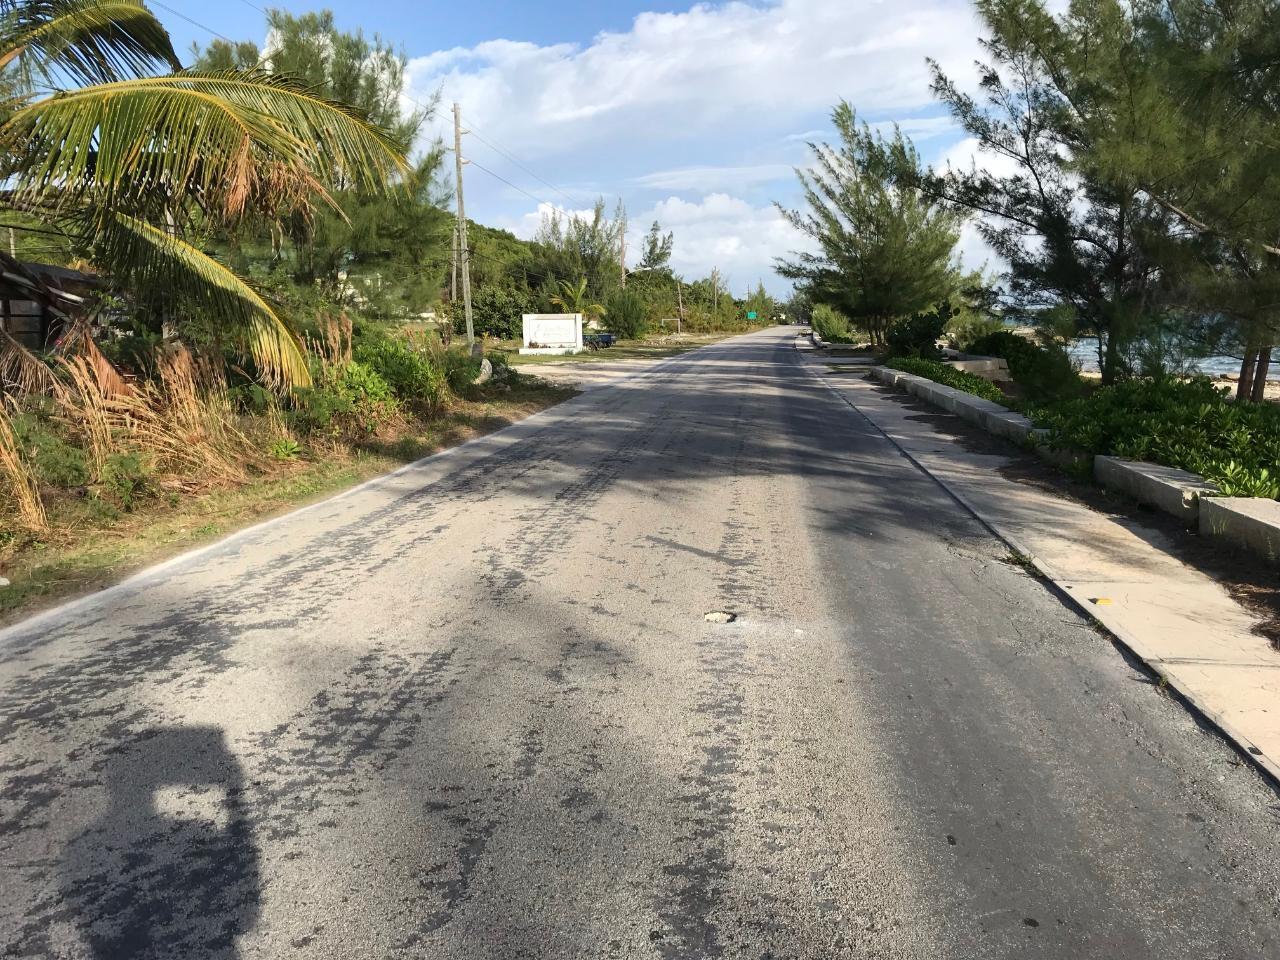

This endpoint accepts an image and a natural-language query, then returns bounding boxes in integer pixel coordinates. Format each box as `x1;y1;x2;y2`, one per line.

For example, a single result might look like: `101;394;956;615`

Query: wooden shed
0;261;102;351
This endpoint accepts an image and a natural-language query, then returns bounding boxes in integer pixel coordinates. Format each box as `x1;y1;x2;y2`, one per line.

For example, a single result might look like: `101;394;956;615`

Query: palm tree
549;277;606;326
0;0;407;386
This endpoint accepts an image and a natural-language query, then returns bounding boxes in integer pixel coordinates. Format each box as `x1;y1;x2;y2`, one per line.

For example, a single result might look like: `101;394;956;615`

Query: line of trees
189;10;776;345
780;0;1280;400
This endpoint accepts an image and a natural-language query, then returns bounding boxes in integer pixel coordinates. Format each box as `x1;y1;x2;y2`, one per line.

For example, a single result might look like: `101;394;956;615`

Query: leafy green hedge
886;357;1011;405
1028;378;1280;498
885;357;1280;499
963;330;1081;401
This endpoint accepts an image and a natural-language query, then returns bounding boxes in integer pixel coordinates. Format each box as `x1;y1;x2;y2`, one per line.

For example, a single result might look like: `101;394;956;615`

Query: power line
150;1;237;44
466;159;556;211
467;126;576;205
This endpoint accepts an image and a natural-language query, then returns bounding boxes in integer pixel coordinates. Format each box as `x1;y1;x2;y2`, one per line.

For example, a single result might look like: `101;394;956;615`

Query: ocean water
1066;339;1278;381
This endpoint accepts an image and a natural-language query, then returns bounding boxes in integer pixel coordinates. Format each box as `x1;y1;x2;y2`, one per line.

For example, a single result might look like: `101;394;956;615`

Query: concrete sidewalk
799;342;1280;785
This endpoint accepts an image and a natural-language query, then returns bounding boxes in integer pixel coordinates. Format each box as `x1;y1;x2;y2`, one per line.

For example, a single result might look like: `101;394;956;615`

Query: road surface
2;326;1278;958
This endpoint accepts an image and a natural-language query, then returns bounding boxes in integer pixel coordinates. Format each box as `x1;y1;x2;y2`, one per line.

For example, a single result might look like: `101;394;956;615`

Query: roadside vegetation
0;2;777;615
778;0;1280;499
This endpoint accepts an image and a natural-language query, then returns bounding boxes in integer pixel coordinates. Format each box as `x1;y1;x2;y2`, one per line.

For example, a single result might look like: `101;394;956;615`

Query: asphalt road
3;326;1279;959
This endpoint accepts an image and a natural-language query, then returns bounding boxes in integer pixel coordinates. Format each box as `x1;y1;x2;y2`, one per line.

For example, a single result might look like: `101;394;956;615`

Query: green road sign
747;311;757;320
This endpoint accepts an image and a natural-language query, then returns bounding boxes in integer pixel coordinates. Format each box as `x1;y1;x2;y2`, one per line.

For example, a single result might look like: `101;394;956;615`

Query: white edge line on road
0;337;729;649
797;347;1280;791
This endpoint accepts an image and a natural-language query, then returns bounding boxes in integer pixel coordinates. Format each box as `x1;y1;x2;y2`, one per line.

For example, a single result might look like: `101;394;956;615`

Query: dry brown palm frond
51;320;132;397
0;329;57;396
0;403;47;534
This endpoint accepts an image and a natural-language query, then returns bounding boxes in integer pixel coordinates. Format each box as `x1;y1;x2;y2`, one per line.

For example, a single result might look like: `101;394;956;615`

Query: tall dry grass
57;345;265;491
0;402;47;534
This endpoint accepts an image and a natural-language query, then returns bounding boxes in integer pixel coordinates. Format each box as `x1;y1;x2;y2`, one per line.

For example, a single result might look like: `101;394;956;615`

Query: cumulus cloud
407;0;981;157
407;0;987;294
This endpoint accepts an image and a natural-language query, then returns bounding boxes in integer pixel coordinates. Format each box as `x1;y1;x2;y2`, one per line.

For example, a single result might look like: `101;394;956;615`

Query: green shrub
454;288;532;340
354;336;448;411
98;452;151;510
886;305;950;359
605;288;648;340
290;361;398;437
964;330;1082;401
268;438;301;461
886;357;1011;405
811;304;855;343
441;347;481;395
1028;377;1280;498
9;412;89;487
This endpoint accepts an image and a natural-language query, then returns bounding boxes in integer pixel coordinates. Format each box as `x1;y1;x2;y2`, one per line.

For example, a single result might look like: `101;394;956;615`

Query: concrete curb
869;366;1280;551
1094;456;1219;527
1200;498;1280;563
805;354;1280;789
867;365;1090;470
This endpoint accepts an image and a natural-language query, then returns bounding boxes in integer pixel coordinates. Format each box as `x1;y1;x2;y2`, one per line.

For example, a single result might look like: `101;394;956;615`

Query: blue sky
161;0;993;295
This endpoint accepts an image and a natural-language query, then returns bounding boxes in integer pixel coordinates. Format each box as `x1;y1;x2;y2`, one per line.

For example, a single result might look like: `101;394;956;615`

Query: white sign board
520;313;584;355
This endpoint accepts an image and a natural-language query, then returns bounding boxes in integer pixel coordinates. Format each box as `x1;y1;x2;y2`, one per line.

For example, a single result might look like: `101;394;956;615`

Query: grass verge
0;376;575;626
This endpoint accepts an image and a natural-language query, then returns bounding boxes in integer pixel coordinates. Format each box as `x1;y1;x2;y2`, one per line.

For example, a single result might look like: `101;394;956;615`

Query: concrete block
981;410;1037;444
948;357;1011;382
1094;456;1219;526
1199;497;1280;562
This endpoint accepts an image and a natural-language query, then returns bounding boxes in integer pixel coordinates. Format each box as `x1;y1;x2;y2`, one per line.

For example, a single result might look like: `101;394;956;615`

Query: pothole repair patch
704;611;737;624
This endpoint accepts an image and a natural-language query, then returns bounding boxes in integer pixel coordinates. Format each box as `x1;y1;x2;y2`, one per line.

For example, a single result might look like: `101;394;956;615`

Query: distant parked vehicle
584;332;617;350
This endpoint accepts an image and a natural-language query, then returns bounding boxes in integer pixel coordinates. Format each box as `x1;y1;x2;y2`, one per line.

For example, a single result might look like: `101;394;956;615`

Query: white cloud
631;163;796;192
407;0;982;159
638;194;814;292
406;0;987;295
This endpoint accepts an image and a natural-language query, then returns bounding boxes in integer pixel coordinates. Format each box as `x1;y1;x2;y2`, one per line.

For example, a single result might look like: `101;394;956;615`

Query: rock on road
2;327;1279;959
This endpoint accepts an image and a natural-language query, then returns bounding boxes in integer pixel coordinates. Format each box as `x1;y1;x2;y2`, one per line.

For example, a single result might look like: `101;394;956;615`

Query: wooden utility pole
618;207;628;288
450;222;458;303
676;281;684;335
453;103;476;352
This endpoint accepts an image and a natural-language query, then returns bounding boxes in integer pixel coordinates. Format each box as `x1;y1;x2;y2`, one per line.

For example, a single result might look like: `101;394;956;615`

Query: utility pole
676;281;684;336
453;103;476;353
449;222;458;303
620;208;628;288
711;267;720;313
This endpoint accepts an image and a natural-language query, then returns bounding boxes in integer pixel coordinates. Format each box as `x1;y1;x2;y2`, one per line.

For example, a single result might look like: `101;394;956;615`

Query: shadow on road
61;726;259;959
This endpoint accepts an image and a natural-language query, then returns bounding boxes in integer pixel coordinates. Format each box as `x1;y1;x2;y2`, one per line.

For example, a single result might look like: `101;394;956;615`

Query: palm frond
1;0;179;87
98;212;311;387
52;317;129;395
0;326;56;393
1;70;408;221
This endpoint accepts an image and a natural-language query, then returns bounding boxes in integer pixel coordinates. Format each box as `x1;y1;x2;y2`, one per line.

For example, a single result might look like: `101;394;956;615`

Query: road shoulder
800;344;1280;788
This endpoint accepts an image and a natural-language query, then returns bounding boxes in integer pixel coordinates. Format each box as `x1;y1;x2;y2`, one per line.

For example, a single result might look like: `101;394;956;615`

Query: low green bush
290;361;398;437
98;452;151;510
811;304;855;344
964;330;1082;401
885;306;949;360
441;347;481;395
886;357;1011;405
354;336;449;412
1028;378;1280;498
9;410;89;487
